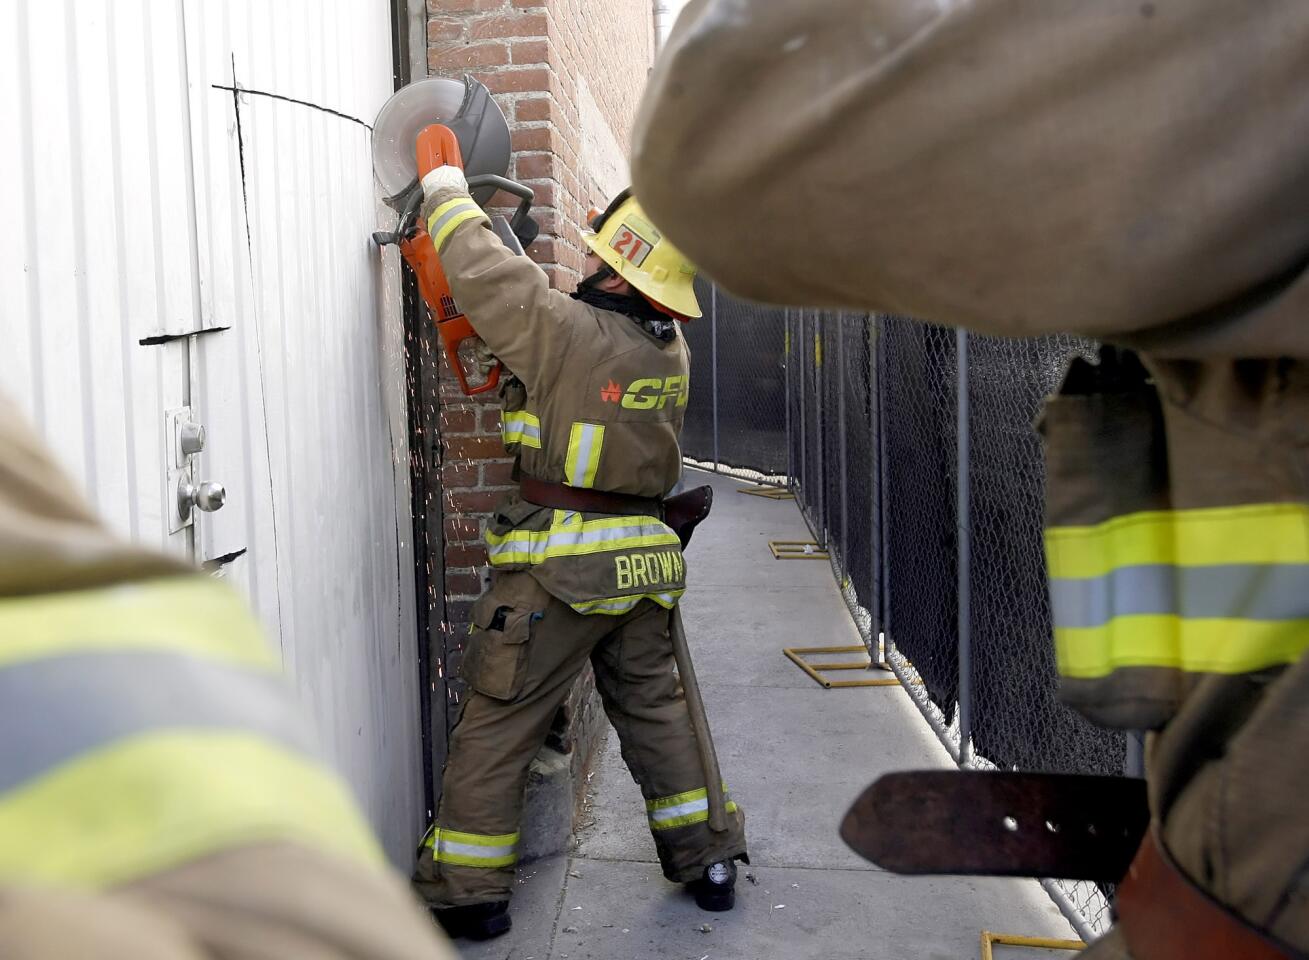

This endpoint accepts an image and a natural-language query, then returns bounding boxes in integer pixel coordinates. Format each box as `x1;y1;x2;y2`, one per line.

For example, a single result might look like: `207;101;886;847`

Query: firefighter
630;2;1309;958
412;169;749;940
0;395;456;958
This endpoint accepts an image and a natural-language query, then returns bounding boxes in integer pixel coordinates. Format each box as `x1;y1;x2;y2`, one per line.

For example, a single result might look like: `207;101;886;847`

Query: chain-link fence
685;286;1131;940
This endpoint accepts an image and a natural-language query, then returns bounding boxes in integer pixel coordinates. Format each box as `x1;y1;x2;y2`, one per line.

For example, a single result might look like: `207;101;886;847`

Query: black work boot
434;901;512;940
688;860;736;912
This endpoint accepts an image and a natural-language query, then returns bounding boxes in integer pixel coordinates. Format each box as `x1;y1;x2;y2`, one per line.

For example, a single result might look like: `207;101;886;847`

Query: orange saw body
401;124;502;396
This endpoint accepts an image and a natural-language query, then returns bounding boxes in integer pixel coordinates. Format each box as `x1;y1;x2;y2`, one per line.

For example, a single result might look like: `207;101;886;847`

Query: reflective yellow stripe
1056;615;1309;679
645;786;739;832
425;826;519;869
565;422;605;488
0;732;383;889
0;577;276;671
486;513;679;565
1046;503;1309;679
502;410;542;449
426;197;489;250
1045;503;1309;580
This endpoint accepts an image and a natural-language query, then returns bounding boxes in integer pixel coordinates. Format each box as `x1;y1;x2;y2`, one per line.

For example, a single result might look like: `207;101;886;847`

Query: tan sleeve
422;187;579;392
632;0;1309;357
0;394;188;597
121;842;459;960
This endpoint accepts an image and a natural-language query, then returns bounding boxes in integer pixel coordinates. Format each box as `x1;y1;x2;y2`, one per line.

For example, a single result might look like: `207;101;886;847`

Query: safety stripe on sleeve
564;422;605;488
423;825;520;869
426;197;489;251
502;410;542;449
645;786;739;832
1046;503;1309;679
1044;503;1309;580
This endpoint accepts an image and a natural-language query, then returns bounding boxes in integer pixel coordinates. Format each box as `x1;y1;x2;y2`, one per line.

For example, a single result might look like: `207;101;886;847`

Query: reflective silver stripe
567;423;603;487
437;838;516;861
0;650;315;794
486;520;677;563
502;411;541;447
648;797;708;824
427;198;487;242
1049;563;1309;630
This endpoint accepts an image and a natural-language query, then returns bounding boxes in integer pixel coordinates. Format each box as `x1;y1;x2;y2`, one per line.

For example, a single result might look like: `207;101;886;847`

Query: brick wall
428;0;655;645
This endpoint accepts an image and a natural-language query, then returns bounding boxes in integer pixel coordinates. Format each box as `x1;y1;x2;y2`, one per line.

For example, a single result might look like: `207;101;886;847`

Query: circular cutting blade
372;77;511;209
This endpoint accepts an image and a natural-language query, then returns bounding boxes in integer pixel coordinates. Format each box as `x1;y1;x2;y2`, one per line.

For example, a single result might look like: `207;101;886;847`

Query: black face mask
571;278;677;343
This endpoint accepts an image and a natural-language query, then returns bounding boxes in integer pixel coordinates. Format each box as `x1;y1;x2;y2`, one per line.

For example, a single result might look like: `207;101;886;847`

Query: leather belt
519;476;662;517
1118;827;1303;960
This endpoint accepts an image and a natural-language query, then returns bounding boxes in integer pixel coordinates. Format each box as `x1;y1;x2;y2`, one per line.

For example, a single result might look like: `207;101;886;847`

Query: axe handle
669;607;729;833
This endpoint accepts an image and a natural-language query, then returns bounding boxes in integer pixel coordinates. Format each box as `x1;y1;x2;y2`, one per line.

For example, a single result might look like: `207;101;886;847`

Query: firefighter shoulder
0;394;455;960
631;3;1309;958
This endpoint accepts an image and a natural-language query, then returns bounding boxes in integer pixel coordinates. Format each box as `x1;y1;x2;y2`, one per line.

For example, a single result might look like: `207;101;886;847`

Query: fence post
877;318;892;656
838;317;849;569
815;316;826;548
711;285;720;471
1125;731;1146;778
798;313;807;498
956;327;974;766
784;310;793;488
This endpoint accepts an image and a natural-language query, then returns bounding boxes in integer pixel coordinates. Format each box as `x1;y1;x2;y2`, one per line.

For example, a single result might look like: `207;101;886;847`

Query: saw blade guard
372;75;511;209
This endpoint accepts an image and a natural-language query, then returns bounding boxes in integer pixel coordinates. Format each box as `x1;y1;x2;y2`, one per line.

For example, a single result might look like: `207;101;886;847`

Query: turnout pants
414;571;747;907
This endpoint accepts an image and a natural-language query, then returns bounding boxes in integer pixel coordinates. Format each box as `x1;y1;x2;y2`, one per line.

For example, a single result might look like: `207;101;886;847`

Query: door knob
178;477;226;521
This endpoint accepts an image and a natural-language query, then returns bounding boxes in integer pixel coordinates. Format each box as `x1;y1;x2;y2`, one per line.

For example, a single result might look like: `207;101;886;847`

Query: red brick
482;68;550;95
443;600;475;626
468;12;546;40
480;407;503;432
442;461;479;489
445;543;489;568
514;152;557;181
520;179;556;208
443;434;507;460
444;571;484;597
440;409;477;434
526;236;558;263
482;460;516;487
515;97;552;122
429;40;509;72
428;17;466;42
511;126;553;153
430;0;502;13
444;516;481;542
447;488;504;513
511;39;549;64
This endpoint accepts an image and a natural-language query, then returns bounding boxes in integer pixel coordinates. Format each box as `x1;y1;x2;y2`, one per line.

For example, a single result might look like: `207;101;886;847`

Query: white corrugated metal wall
0;0;424;867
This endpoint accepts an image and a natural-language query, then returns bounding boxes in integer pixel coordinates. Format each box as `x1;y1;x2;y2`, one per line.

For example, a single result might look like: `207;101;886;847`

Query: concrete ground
460;468;1078;960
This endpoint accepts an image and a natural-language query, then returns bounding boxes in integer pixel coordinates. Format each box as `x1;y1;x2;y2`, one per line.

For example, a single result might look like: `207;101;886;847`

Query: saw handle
408;123;502;395
416;123;464;177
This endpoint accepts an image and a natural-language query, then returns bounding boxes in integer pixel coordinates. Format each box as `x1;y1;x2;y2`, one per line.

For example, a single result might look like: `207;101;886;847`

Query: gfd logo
600;376;687;409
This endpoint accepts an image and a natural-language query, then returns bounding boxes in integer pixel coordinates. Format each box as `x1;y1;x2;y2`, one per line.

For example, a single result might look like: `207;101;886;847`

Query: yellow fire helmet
582;188;702;319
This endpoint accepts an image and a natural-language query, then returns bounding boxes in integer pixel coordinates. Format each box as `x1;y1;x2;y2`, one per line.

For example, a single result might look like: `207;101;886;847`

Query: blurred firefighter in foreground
410;171;748;941
0;395;455;959
632;2;1309;958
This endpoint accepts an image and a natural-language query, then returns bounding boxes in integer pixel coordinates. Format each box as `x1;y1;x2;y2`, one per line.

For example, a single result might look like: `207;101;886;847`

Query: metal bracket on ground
769;540;829;559
783;646;903;689
979;931;1085;959
738;485;795;500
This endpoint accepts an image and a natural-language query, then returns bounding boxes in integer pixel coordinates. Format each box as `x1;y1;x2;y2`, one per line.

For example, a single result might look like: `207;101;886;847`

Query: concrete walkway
462;468;1077;960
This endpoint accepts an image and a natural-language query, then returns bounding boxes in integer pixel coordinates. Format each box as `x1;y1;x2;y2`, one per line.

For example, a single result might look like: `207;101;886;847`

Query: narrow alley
463;470;1077;960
